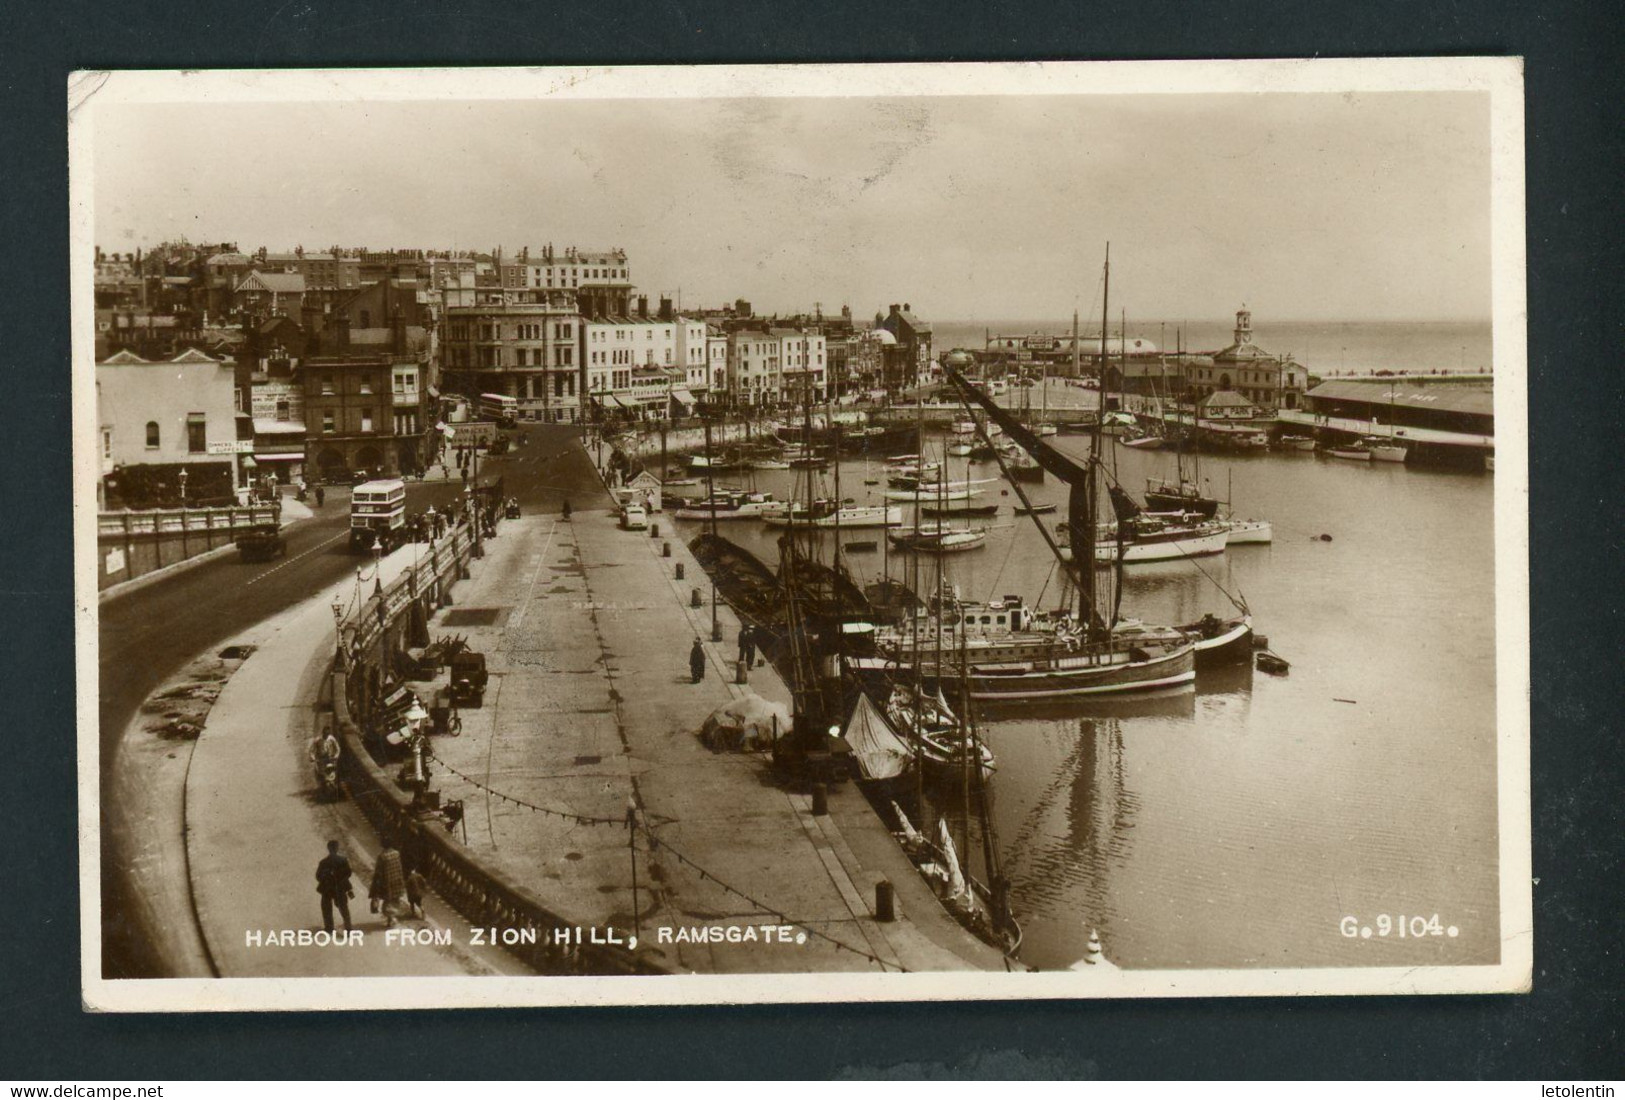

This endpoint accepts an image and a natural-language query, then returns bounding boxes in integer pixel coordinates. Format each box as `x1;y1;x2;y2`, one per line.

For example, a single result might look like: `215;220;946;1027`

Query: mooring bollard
691;588;702;608
735;658;748;684
811;782;828;817
675;561;684;580
650;522;660;538
875;879;896;923
662;541;672;558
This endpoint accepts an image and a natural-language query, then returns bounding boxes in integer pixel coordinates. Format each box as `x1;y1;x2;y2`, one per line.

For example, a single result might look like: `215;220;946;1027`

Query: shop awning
252;452;305;462
670;387;697;407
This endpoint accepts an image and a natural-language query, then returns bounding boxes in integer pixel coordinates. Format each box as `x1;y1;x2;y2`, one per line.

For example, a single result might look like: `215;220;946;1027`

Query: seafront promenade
178;427;1004;977
420;445;1006;973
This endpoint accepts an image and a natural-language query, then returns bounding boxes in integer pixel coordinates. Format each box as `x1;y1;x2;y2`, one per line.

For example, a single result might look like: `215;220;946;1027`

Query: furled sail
841;693;912;781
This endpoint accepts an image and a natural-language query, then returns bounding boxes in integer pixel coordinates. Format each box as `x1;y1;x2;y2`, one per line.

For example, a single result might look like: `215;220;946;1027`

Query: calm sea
672;405;1499;972
931;318;1495;377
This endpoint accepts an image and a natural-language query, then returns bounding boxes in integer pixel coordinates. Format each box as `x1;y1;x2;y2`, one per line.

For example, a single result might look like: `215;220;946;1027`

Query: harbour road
99;426;600;975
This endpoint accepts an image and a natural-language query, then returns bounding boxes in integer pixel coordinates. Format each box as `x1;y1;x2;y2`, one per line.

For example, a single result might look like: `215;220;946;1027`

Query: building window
359;374;373;395
103;429;112;458
186;415;207;454
361;409;374;433
320;372;335;395
322;411;335;433
275;399;290;421
145;421;160;449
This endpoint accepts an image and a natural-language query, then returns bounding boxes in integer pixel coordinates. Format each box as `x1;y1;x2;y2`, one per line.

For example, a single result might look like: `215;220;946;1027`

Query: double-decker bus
478;393;519;427
349;479;407;552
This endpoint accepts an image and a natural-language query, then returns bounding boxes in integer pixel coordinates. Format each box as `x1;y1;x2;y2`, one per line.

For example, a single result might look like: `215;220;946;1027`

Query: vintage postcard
72;59;1530;1011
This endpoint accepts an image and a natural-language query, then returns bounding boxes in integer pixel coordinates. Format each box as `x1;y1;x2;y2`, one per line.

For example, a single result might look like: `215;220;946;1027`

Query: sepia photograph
72;60;1530;1011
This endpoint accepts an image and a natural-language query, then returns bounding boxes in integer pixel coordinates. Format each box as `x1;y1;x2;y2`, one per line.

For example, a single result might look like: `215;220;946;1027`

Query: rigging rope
428;757;910;971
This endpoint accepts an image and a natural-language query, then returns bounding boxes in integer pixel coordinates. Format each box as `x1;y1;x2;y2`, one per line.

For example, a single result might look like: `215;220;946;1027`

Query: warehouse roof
1305;379;1493;417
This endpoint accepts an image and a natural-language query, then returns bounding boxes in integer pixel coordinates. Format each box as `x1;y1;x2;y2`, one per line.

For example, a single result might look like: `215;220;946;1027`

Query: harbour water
669;427;1499;972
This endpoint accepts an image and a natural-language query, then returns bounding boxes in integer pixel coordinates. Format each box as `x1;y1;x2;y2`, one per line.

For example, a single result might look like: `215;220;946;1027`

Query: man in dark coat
689;638;707;684
315;839;355;934
738;625;756;670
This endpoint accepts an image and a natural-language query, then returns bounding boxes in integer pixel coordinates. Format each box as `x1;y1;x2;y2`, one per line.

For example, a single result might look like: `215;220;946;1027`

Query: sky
92;90;1493;323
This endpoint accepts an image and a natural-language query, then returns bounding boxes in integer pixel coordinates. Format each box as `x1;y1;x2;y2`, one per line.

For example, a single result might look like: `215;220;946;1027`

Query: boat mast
911;387;926;816
1080;245;1109;637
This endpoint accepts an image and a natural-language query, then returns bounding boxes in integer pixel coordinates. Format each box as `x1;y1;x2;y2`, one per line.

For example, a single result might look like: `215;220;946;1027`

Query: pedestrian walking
405;867;428;920
738;625;756;669
314;484;325;508
689;638;707;684
315;840;355;934
368;837;408;928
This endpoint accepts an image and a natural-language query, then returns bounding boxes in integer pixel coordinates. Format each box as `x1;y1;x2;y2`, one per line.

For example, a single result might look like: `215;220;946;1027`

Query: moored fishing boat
1221;517;1273;544
670;490;783;521
761;500;902;529
1090;518;1229;563
922;501;1000;518
1113;613;1255;668
1362;436;1409;463
882;688;996;783
1325;441;1372;461
883;482;988;503
1276;433;1317;452
1144;476;1221;518
887;523;988;553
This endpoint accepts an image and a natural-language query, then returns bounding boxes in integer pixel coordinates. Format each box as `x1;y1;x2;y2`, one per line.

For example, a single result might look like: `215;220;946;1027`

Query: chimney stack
332;311;351;350
639;295;649;319
658;296;673;321
889;303;901;316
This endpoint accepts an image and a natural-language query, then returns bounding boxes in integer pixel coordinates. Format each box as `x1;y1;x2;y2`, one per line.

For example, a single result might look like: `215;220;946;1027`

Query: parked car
621;503;648;531
448;651;488;707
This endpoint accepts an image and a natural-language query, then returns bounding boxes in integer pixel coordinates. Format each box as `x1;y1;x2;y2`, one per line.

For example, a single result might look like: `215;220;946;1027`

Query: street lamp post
470;438;483;559
331;597;346;666
372;536;384;599
404;697;429;807
178;467;188;507
704;407;721;643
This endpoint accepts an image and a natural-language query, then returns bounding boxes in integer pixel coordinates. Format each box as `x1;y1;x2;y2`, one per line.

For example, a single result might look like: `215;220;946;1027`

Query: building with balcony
725;330;782;407
500;245;633;318
441;290;582;423
771;327;828;402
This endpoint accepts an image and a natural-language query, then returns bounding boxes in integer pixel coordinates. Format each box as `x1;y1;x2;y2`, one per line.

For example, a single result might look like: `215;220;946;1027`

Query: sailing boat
1361;383;1409;463
1034;347;1057;436
855;247;1197;702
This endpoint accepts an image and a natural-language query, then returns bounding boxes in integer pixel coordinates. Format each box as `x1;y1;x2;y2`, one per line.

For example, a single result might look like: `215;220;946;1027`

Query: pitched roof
237;271;306;294
98;350;150;365
1305;379;1493;417
1199;389;1256;409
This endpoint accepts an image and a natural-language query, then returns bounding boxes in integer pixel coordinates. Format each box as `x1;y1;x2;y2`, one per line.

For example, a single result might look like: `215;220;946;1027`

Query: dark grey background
5;0;1619;1079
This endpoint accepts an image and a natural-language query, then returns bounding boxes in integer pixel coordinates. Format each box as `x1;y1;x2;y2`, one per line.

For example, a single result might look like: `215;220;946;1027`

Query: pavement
111;426;1005;978
99;477;491;977
183;536;528;978
421;445;1006;973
